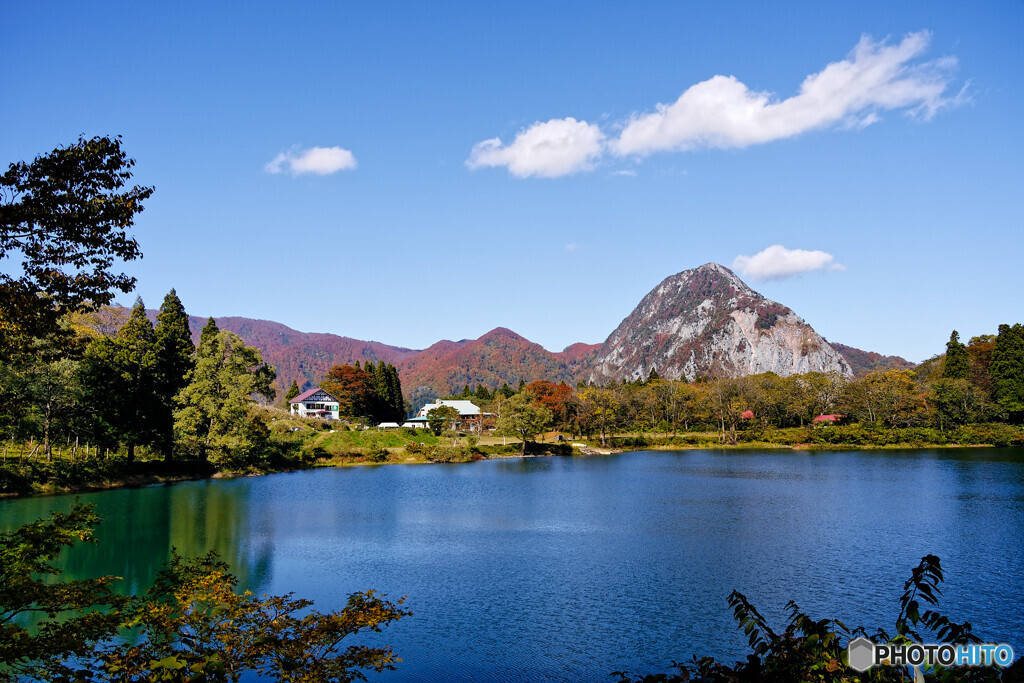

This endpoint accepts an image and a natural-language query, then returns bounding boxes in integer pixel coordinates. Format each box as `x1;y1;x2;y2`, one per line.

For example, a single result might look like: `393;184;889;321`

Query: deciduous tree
426;405;459;436
0;136;153;358
174;320;276;465
496;391;552;455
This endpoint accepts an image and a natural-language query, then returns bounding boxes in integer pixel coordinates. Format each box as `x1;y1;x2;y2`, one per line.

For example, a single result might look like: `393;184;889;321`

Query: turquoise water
2;449;1022;680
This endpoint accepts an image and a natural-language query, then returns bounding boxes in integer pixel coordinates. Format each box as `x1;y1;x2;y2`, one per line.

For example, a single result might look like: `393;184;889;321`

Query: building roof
812;414;843;422
418;399;481;417
290;387;339;404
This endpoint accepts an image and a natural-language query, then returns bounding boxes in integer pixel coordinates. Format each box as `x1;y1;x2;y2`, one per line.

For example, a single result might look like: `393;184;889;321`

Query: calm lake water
2;449;1023;680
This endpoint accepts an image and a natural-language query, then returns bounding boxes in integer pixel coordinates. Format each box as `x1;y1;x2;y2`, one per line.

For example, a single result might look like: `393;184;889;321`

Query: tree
285;379;301;404
525;380;574;430
991;323;1024;417
80;298;159;462
942;330;970;380
495;391;552;455
24;356;80;461
577;386;619;447
1;503;411;682
153;289;195;461
0;503;125;681
426;405;459;436
0;136;154;357
930;378;989;430
174;323;276;465
322;364;377;421
386;364;405;422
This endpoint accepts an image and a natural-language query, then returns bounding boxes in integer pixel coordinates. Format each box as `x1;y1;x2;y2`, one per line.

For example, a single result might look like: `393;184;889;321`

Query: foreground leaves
1;503;410;682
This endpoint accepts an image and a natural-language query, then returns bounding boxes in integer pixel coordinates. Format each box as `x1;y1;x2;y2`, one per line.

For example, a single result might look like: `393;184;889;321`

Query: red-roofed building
289;387;340;420
812;414;843;425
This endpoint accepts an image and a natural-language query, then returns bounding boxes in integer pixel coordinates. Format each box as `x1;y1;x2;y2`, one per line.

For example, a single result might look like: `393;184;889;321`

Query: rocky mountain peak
590;263;851;382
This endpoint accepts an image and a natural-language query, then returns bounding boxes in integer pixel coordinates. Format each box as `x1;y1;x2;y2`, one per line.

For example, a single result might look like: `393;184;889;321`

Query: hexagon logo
848;637;876;672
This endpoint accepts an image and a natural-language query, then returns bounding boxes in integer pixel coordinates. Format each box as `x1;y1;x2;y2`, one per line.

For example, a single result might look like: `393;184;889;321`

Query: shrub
366;448;389;463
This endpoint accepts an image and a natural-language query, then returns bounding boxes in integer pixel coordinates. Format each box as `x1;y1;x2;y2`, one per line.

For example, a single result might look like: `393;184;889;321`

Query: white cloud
265;146;357;175
732;245;845;281
564;242;582;251
466;118;604;178
613;31;959;156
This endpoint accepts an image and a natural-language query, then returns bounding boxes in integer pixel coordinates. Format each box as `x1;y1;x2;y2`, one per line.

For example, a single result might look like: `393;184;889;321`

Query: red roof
812;414;842;422
741;410;754;419
290;387;338;404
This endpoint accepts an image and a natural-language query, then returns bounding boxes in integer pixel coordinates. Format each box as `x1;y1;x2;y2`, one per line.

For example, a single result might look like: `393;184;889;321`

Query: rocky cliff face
589;263;852;382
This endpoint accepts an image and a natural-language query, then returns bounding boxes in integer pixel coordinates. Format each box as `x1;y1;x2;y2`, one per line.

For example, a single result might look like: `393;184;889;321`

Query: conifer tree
154;289;195;462
285;380;300;404
991;323;1024;416
386;364;405;422
475;384;491;402
941;331;970;381
373;362;391;422
354;360;361;371
461;384;471;398
198;317;219;349
82;298;159;463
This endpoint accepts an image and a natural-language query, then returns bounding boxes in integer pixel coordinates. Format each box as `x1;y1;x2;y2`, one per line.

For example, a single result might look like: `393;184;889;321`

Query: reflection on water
1;449;1022;681
1;479;273;597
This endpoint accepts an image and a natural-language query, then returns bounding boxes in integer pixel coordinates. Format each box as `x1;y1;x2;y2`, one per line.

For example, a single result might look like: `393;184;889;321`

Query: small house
289;387;341;420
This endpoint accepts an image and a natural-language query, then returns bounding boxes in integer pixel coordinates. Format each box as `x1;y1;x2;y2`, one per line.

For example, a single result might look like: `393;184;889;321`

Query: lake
2;449;1022;680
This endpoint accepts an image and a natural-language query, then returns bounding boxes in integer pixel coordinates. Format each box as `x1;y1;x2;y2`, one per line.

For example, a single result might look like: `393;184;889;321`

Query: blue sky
3;2;1022;362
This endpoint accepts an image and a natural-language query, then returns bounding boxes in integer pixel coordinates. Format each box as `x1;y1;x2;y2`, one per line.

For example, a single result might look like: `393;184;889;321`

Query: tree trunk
127;440;135;464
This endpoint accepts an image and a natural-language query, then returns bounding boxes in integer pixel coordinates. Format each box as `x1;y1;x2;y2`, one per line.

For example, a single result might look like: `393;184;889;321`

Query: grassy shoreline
3;423;1021;499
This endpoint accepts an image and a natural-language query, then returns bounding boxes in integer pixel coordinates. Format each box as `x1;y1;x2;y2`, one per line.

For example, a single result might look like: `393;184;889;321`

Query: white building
414;399;484;432
289;387;341;420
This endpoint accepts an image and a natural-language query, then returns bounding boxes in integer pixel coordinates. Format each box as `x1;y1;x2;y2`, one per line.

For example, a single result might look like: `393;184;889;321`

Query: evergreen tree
517;379;526;392
285;380;301;404
373;362;391;422
648;367;661;382
941;330;970;381
991;323;1024;416
354;360;361;371
81;298;159;463
199;317;219;349
153;289;195;462
474;384;491;402
498;383;514;398
386;364;405;422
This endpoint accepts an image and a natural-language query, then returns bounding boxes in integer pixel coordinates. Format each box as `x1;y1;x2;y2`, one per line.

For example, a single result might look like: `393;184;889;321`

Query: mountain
178;316;418;396
396;328;599;407
120;263;881;407
589;263;852;382
830;343;916;377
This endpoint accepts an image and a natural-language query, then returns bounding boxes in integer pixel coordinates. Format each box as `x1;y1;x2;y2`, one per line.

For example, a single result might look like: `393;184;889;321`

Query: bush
366;448;389;463
426;446;473;463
